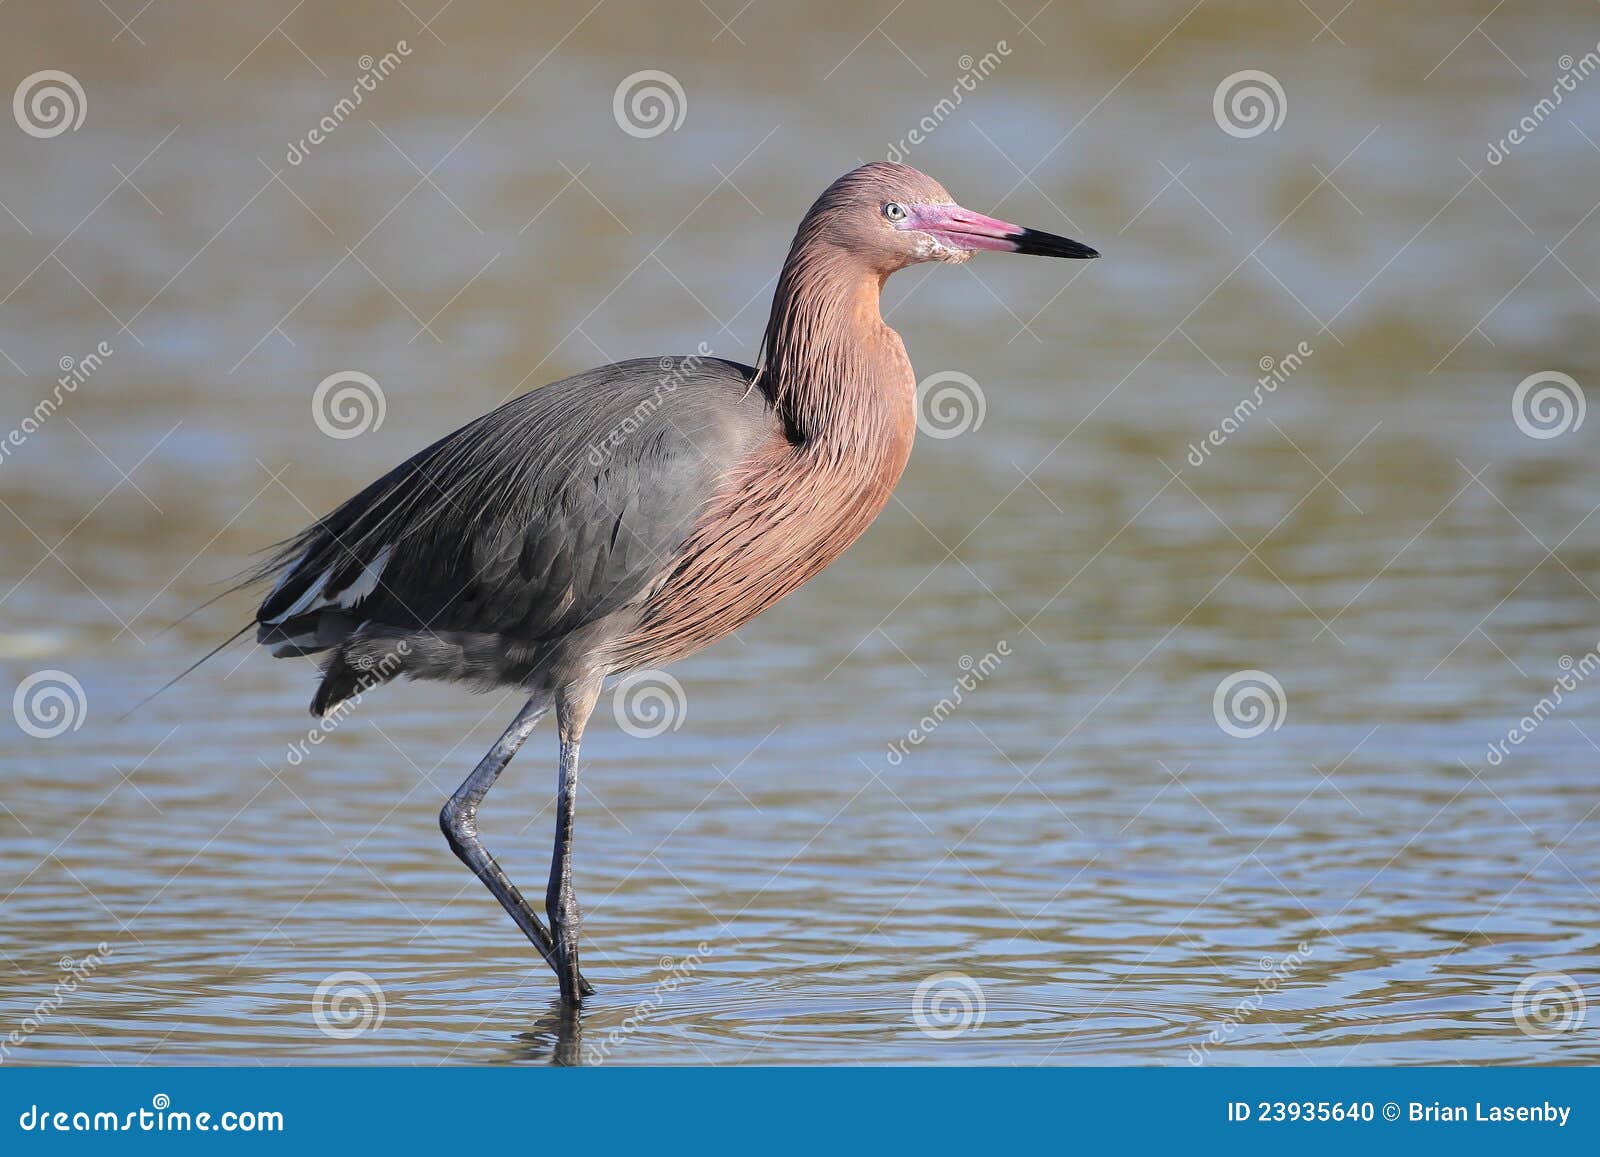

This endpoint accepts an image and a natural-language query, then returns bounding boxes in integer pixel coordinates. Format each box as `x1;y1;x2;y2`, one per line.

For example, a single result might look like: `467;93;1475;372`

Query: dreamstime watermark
284;641;410;766
1511;972;1587;1038
1212;669;1286;739
1213;70;1286;139
1511;370;1584;439
912;971;986;1038
1186;341;1312;467
586;343;714;466
13;70;86;138
915;370;985;439
884;42;1012;162
1487;47;1600;165
584;943;710;1063
17;1094;282;1133
612;670;687;738
312;370;386;439
1484;645;1600;766
612;70;686;138
0;341;113;469
0;943;111;1063
1188;941;1313;1064
885;642;1010;766
12;669;87;739
311;970;386;1038
285;42;412;165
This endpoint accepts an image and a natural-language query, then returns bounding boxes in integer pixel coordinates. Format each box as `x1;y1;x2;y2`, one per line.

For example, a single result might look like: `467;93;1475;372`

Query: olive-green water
1;1;1597;1064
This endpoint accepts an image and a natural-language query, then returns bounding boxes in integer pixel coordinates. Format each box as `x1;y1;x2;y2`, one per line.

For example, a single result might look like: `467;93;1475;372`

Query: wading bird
248;163;1097;1004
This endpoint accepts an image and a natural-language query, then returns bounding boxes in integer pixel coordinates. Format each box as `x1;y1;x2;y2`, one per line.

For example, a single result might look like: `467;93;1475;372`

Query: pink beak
905;203;1099;259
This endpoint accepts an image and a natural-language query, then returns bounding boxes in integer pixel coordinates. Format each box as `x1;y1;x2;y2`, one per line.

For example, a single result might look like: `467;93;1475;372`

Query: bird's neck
757;249;914;451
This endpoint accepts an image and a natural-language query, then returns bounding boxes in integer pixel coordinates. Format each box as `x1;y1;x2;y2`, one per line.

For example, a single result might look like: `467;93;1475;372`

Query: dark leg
547;678;601;1005
439;694;589;994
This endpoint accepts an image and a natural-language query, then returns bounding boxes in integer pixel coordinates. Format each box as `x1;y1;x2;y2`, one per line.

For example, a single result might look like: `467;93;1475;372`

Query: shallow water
1;1;1598;1064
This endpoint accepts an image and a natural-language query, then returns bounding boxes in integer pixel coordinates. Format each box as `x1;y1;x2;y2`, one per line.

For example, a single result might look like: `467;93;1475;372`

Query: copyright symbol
1382;1102;1400;1121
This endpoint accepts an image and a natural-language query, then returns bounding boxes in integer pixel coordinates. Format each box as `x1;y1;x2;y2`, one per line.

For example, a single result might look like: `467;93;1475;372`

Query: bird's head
803;161;1098;276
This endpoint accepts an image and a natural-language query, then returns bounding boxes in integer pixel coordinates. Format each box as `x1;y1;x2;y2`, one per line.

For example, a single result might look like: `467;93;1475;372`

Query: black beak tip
1012;228;1099;260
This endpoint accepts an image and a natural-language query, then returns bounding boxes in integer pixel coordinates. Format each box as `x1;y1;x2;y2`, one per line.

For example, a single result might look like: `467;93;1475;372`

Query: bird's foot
554;942;592;1004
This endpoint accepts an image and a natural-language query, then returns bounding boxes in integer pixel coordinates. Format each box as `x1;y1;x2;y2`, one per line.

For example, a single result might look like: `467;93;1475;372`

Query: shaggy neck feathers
757;219;909;451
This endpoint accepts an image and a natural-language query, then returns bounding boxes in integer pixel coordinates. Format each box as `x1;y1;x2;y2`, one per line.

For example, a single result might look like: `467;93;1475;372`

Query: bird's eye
883;202;907;222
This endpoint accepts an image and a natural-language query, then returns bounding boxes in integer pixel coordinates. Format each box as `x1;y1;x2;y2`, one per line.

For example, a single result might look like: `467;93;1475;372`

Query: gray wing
254;356;773;652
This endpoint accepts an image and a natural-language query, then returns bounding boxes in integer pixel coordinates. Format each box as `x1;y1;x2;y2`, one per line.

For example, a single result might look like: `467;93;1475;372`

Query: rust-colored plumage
606;166;942;670
242;161;1098;1003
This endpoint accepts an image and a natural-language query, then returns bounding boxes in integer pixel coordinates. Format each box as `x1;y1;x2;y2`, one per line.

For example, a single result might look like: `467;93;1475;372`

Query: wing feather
252;356;771;653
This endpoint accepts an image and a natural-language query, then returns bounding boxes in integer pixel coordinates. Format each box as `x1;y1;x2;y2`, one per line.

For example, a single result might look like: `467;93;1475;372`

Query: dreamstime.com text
17;1095;284;1134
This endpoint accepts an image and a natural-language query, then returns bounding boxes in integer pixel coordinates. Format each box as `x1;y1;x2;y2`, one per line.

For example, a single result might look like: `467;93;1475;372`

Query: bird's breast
604;390;915;672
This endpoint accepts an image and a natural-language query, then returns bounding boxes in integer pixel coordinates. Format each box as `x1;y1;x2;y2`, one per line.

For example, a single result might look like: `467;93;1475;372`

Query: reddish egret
250;162;1097;1004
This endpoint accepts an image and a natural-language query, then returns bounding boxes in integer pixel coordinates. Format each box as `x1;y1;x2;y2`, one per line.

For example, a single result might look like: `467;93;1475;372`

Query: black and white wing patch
257;543;394;656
